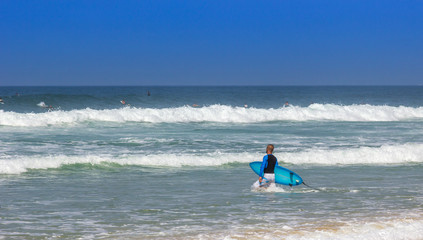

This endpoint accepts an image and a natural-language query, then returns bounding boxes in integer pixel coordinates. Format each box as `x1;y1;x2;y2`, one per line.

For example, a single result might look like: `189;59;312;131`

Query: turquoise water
1;86;423;239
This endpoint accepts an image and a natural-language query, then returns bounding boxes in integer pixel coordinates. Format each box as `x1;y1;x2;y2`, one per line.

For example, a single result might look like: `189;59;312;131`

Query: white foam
284;217;423;240
0;152;256;174
37;101;47;107
1;143;422;174
283;143;423;165
1;104;423;126
196;214;423;240
251;183;287;193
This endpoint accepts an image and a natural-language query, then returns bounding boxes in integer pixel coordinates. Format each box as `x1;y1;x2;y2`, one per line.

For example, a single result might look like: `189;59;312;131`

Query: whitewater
1;143;423;174
1;104;423;127
1;86;422;240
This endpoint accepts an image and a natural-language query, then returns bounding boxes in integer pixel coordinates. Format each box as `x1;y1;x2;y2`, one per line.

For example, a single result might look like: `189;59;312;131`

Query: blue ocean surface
1;86;423;239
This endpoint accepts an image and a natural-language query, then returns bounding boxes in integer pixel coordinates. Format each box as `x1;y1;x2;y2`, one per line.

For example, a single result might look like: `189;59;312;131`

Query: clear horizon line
1;84;422;87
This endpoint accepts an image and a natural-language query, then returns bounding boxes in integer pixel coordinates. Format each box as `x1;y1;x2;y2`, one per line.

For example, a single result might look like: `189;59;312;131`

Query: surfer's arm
259;155;268;178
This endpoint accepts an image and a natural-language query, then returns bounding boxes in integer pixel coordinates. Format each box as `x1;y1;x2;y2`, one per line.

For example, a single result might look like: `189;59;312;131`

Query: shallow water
1;164;422;239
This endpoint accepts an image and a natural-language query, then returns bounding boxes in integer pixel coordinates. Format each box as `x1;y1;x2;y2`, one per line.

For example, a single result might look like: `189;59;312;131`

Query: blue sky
1;0;422;86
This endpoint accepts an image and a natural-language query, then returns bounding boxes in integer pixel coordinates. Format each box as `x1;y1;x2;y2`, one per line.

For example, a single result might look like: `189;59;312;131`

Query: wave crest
1;144;422;174
1;104;423;126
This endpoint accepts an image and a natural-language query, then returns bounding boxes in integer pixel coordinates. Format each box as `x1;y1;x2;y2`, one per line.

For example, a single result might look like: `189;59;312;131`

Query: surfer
38;102;54;110
256;144;279;187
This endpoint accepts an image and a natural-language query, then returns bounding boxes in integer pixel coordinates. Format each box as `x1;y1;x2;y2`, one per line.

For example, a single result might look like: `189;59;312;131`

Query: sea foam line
0;153;255;174
284;216;423;240
209;214;423;240
1;144;422;174
282;143;423;165
1;104;423;126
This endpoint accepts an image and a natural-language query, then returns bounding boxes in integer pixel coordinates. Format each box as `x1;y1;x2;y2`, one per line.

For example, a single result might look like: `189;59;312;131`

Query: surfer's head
266;144;274;154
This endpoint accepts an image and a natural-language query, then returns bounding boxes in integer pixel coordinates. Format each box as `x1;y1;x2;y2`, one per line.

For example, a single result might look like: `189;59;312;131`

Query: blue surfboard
249;161;303;186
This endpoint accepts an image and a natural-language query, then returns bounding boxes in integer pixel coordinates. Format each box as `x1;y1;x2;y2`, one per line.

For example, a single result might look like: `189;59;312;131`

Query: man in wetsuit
257;144;279;187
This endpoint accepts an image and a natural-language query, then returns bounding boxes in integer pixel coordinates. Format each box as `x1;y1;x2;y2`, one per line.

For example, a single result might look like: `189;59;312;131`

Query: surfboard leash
302;182;323;192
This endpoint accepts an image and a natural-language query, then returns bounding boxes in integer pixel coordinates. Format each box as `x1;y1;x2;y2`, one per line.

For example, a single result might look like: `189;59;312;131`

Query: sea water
0;86;422;239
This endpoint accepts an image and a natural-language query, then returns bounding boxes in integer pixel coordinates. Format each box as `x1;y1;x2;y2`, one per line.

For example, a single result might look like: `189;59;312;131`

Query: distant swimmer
0;97;4;104
120;100;131;106
284;101;289;107
147;90;151;96
244;104;248;108
192;104;199;107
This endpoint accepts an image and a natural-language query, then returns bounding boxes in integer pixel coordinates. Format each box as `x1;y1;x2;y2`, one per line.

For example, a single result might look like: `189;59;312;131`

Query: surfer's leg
252;178;271;188
263;173;275;183
252;180;261;188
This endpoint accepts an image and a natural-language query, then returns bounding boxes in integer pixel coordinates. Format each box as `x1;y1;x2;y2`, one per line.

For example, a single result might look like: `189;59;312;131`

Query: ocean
0;86;422;239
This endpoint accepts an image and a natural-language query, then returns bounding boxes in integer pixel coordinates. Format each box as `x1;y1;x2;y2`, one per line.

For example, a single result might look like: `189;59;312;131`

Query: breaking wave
1;104;423;126
1;143;422;174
